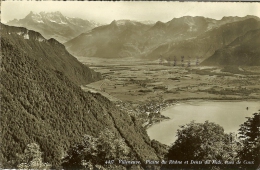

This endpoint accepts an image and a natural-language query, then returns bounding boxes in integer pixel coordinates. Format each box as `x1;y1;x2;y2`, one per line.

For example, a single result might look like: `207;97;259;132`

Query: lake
147;100;260;145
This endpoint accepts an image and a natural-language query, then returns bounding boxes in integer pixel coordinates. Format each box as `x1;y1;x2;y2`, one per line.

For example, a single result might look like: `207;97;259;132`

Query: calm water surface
147;101;260;145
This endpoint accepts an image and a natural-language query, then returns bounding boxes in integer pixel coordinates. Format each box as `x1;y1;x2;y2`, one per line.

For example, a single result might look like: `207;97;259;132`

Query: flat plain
80;57;260;103
79;57;260;127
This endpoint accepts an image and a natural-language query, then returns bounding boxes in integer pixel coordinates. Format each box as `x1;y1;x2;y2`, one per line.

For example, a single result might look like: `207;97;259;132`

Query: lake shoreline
147;100;260;145
146;98;260;130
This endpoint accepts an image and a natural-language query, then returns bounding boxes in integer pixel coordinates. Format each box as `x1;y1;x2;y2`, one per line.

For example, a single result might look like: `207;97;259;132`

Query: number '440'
105;160;114;164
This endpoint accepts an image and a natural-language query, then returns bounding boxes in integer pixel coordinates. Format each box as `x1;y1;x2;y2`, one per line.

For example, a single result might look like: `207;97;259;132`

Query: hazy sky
2;1;260;24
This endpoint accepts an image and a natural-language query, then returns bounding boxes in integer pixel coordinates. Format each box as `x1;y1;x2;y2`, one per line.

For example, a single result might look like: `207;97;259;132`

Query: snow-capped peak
111;20;139;26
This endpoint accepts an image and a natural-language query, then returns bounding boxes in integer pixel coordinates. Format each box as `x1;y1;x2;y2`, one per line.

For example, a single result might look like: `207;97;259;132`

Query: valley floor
79;57;260;127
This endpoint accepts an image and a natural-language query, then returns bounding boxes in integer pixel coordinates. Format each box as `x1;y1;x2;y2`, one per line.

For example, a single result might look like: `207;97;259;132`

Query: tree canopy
238;112;260;169
166;121;239;169
17;143;51;169
62;128;130;169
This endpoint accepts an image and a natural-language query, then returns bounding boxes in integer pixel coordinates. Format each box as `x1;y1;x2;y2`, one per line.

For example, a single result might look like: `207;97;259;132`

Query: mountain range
64;15;259;61
6;12;260;66
146;17;260;61
7;11;100;43
2;11;260;169
65;20;152;58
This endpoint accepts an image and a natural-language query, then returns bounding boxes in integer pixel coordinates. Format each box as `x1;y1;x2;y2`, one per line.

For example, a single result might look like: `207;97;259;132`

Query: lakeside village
115;96;171;128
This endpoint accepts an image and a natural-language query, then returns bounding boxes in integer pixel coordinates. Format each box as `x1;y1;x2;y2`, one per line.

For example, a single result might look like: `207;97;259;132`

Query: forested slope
0;27;162;169
1;23;101;85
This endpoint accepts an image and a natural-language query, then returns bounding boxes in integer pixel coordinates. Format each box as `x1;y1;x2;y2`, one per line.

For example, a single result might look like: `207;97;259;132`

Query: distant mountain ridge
64;15;260;62
7;11;101;43
64;19;152;58
1;23;102;85
7;13;260;66
146;17;260;61
201;28;260;66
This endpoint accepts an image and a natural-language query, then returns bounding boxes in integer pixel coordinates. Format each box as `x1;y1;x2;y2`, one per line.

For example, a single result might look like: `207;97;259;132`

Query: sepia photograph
1;1;260;169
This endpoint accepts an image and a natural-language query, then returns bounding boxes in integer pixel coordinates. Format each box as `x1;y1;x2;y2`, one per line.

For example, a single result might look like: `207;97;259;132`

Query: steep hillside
201;29;260;66
1;23;102;85
145;18;260;61
1;28;161;168
7;11;100;43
